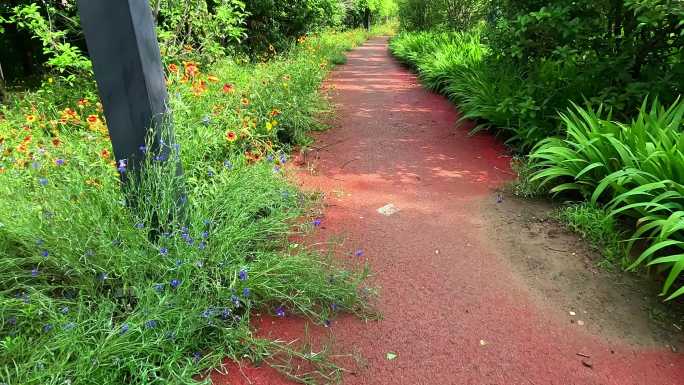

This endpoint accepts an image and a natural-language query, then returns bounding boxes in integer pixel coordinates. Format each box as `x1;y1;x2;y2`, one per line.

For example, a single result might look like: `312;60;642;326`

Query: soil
211;37;684;385
481;193;684;351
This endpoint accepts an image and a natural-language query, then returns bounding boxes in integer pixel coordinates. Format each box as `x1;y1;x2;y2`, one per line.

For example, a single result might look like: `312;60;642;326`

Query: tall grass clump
0;29;373;384
529;99;684;300
389;30;568;152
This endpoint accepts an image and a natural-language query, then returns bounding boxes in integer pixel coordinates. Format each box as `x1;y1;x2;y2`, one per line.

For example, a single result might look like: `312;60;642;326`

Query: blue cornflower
153;283;164;292
279;154;287;164
201;231;209;239
181;226;189;234
31;268;39;277
208;169;214;177
170;279;181;289
331;303;338;312
231;295;240;307
238;269;248;281
313;218;322;227
60;306;69;314
193;351;202;363
200;309;214;319
135;223;144;229
7;316;17;326
273;166;281;173
55;158;65;166
139;145;147;153
184;236;194;245
43;323;54;333
267;154;274;162
40;250;49;258
221;308;231;320
223;160;233;169
63;322;76;330
242;287;250;297
117;159;127;173
198;241;207;250
160;247;169;256
38;178;48;186
354;249;364;257
201;116;211;126
145;320;157;329
119;323;129;335
275;306;285;318
97;272;108;281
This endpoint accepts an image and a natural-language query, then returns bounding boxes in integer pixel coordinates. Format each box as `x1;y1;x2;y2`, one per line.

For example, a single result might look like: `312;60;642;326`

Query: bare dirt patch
481;191;684;351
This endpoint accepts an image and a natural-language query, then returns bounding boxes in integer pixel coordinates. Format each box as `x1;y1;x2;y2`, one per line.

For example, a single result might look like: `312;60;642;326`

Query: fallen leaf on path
581;360;593;369
479;339;488;346
569;311;576;316
577;320;585;326
386;352;397;360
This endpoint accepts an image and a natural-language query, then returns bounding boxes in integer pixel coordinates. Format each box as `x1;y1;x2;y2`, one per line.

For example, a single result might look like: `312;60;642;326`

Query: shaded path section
218;37;684;385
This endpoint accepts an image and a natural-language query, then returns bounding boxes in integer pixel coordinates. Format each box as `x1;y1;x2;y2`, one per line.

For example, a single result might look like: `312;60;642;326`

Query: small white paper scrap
377;203;400;216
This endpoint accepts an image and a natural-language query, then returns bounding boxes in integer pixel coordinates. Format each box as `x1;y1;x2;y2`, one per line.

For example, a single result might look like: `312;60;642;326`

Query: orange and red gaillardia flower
168;63;179;73
223;83;234;93
225;130;238;143
26;115;37;124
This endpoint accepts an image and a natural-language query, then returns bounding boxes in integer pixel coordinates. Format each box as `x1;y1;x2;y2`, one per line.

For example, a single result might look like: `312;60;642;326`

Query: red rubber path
214;37;684;385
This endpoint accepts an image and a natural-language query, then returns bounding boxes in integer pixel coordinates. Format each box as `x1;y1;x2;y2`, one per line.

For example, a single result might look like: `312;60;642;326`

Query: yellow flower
207;75;219;82
265;121;273;132
26;115;37;124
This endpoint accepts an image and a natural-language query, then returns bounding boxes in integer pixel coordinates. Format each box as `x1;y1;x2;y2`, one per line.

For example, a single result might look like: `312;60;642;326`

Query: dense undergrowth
0;29;375;384
390;0;684;301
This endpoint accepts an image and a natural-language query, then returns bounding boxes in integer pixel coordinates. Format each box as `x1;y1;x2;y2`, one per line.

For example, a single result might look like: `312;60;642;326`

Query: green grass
553;203;626;269
0;28;375;384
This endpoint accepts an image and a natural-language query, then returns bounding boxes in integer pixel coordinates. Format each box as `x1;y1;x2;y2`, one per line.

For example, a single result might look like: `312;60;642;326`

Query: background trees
0;0;398;85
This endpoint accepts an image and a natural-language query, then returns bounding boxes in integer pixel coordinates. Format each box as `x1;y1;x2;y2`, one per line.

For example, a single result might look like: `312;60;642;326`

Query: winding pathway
216;36;684;385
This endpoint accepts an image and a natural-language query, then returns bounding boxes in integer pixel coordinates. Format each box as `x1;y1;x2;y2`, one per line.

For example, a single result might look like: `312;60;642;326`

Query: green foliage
0;0;393;84
154;0;247;63
0;29;373;384
392;0;684;152
528;99;684;299
6;2;91;75
554;203;626;268
397;0;490;31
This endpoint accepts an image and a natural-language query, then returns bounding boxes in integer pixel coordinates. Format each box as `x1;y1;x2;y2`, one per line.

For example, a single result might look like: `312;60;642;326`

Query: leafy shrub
529;99;684;299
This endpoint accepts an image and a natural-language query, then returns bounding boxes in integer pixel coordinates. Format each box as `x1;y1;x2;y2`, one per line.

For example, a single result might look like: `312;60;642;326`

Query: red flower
223;83;234;93
225;131;238;143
